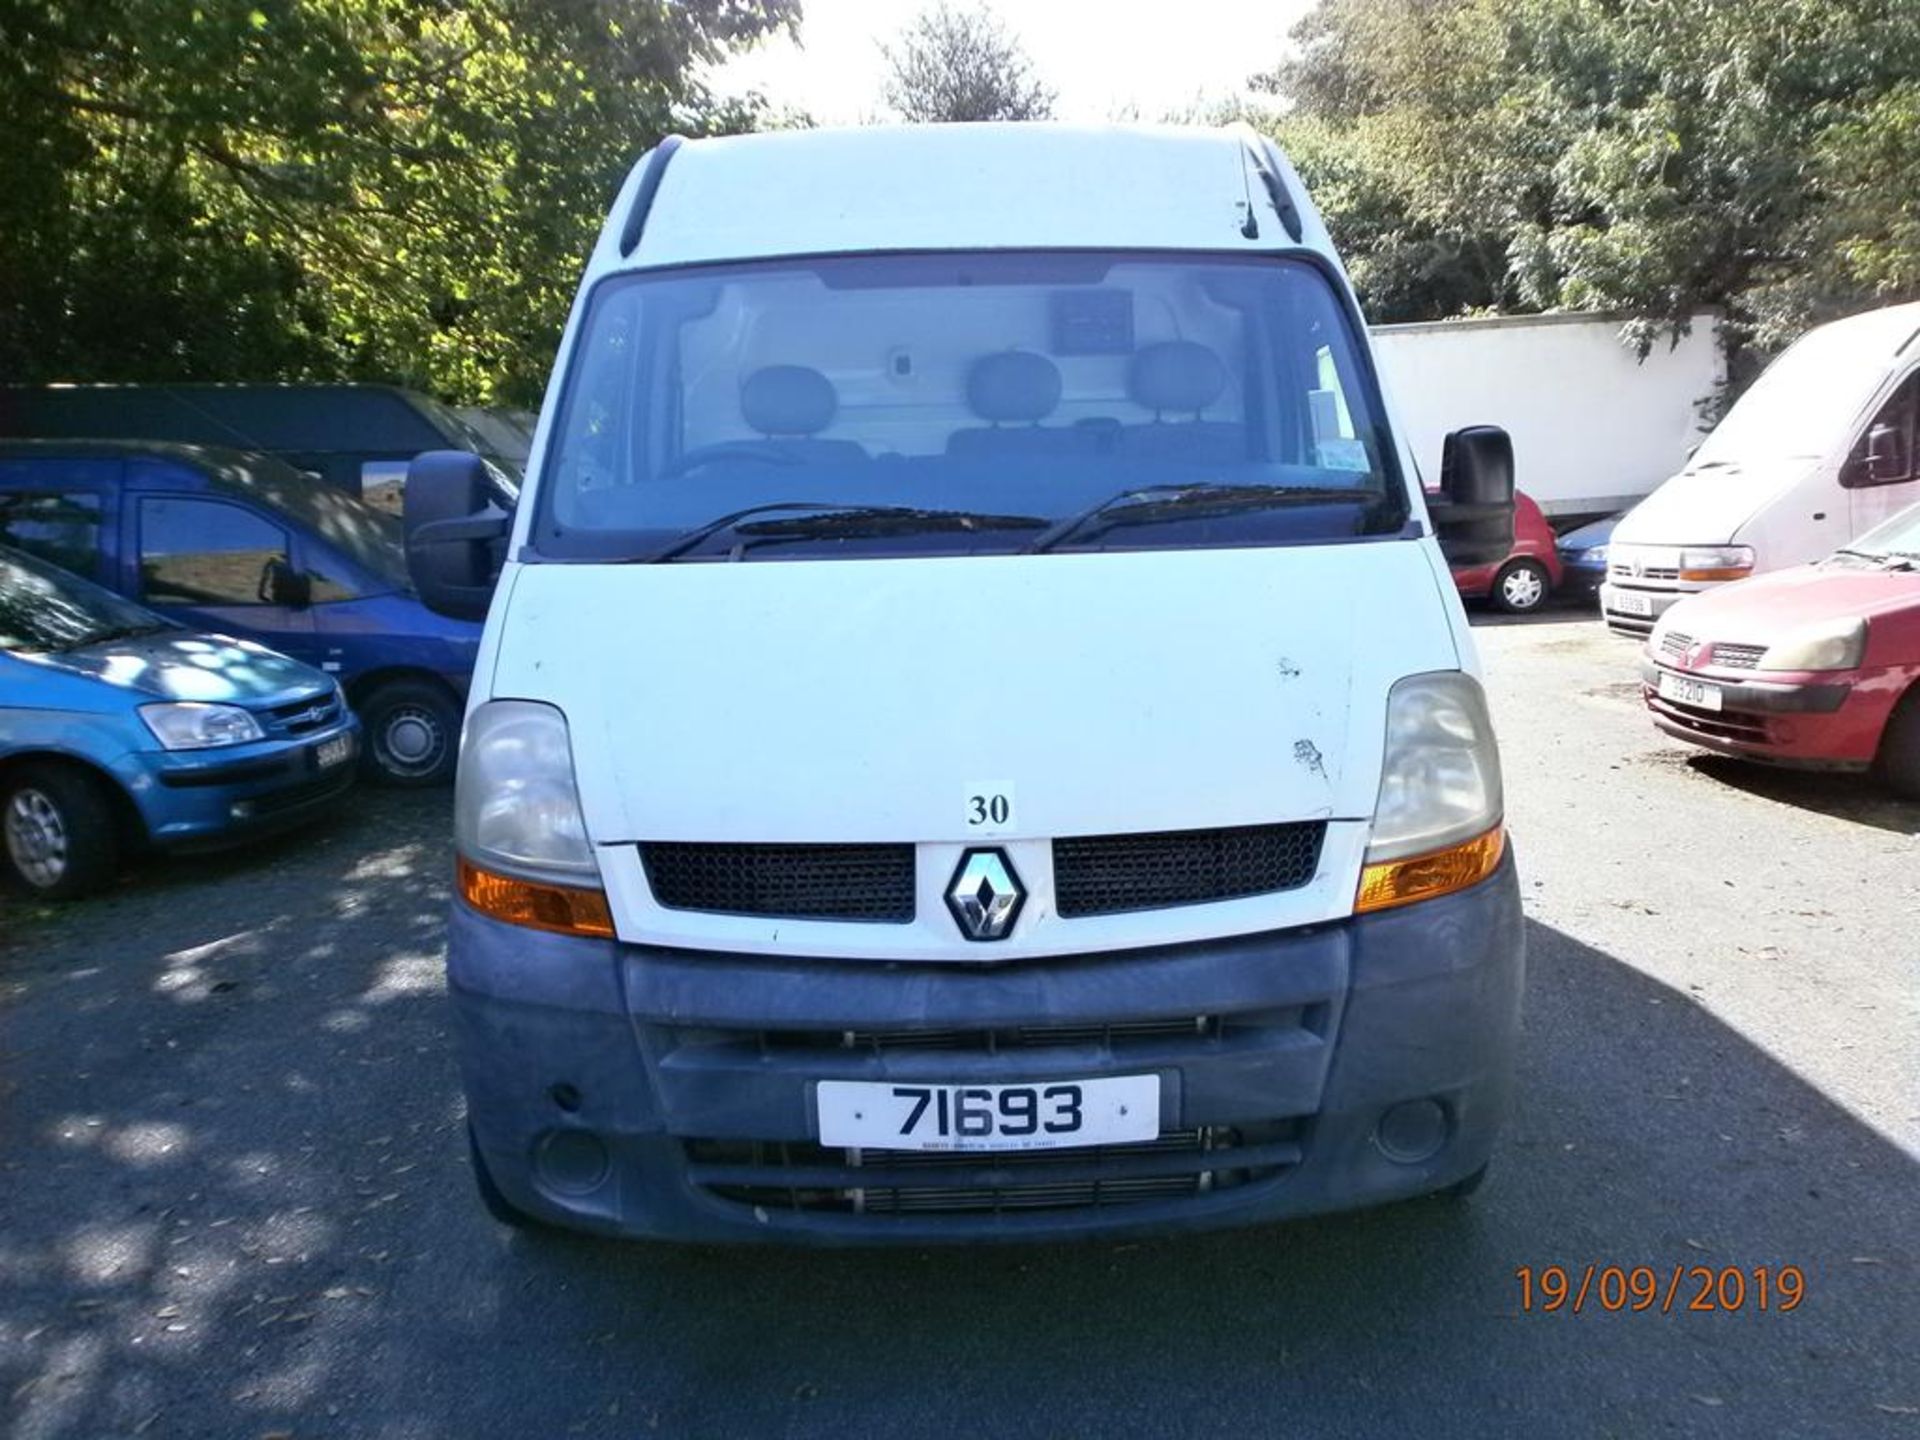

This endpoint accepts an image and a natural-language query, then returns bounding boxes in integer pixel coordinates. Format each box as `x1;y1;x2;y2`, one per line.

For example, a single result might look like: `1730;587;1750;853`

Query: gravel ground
2;610;1915;1440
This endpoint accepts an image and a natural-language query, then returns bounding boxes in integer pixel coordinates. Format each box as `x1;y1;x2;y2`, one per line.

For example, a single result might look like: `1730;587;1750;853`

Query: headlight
454;700;597;879
1678;545;1754;582
1357;673;1506;911
139;702;265;750
1757;618;1867;672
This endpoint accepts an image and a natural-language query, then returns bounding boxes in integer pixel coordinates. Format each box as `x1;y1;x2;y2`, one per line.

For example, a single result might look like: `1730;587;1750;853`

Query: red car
1449;490;1561;613
1640;503;1920;796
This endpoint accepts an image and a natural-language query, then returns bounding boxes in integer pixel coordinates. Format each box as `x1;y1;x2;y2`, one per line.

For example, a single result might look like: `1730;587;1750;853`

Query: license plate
1612;591;1654;617
1657;672;1722;711
314;734;354;769
817;1076;1160;1153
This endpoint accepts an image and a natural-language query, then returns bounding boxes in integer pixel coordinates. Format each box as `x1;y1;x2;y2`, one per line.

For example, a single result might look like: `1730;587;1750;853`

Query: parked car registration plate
817;1075;1159;1152
314;734;354;769
1611;591;1655;617
1657;672;1723;711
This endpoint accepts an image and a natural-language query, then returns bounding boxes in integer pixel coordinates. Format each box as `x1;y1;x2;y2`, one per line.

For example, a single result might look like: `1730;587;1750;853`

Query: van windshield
532;252;1407;561
1693;324;1891;469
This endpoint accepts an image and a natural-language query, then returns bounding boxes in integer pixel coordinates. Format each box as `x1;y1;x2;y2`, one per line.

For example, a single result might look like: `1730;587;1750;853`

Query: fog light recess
1374;1098;1450;1164
535;1128;611;1195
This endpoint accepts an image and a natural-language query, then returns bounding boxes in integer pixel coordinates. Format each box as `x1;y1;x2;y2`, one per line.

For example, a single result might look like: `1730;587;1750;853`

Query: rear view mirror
404;451;511;620
1431;426;1516;568
1863;423;1908;484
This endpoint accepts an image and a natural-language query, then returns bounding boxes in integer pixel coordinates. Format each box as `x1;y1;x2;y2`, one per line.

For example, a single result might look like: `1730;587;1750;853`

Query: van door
132;495;316;661
1843;371;1920;538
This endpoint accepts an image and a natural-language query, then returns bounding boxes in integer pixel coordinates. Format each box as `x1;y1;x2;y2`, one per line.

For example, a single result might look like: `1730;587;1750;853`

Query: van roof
1799;300;1920;357
0;437;328;505
605;123;1334;273
0;382;462;453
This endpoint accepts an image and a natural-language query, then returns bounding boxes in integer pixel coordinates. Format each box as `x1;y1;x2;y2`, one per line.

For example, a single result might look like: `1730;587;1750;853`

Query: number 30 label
964;782;1016;833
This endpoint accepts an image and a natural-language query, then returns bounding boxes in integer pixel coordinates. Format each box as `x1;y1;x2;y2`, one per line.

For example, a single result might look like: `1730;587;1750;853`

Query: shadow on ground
2;806;1914;1439
1684;755;1920;836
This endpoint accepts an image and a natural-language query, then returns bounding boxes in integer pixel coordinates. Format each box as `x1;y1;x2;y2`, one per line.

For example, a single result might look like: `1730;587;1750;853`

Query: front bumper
449;853;1525;1245
1639;658;1890;767
118;719;362;849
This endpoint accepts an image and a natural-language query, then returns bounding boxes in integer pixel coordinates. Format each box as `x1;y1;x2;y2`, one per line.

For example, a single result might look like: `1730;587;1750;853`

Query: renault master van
405;124;1522;1242
1602;302;1920;635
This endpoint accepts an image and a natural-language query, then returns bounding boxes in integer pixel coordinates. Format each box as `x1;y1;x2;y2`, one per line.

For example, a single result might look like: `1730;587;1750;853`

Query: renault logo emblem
946;848;1025;942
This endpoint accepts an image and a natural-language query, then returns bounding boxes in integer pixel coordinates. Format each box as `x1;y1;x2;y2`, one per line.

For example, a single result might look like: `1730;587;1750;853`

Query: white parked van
404;124;1523;1243
1602;301;1920;635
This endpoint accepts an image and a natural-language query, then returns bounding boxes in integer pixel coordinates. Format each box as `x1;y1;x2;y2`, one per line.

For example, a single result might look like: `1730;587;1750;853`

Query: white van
404;124;1524;1243
1602;301;1920;634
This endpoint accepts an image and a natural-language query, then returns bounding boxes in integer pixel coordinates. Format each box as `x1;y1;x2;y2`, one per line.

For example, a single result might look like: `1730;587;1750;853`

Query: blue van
1;543;359;898
0;441;482;784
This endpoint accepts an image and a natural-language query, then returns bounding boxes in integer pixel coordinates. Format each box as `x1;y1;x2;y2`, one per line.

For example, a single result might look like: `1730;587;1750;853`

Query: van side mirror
1431;425;1516;568
1861;423;1908;484
404;451;511;620
258;557;311;608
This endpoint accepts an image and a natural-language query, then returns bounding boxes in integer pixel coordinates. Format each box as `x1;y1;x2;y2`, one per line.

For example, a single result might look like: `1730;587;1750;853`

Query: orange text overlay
1515;1264;1806;1315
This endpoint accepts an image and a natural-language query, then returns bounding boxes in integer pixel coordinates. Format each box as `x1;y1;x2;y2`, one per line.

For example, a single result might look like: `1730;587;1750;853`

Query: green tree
0;0;796;404
880;2;1054;124
1253;0;1920;364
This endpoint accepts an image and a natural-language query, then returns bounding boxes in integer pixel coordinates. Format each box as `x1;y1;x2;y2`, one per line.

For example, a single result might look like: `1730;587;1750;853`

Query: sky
703;0;1317;126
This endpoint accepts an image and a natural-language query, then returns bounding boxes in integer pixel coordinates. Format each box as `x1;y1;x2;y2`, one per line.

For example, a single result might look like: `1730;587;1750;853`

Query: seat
1117;341;1246;463
946;351;1094;457
677;365;866;470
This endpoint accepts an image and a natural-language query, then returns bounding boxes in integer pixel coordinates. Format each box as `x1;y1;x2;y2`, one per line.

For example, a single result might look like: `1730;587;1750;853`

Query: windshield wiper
1832;547;1919;570
1022;483;1381;555
729;506;1047;556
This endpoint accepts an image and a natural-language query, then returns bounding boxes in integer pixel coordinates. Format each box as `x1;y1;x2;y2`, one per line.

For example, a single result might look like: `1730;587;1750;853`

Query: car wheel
359;680;459;787
1;764;121;900
1491;559;1551;614
468;1124;540;1230
1873;687;1920;801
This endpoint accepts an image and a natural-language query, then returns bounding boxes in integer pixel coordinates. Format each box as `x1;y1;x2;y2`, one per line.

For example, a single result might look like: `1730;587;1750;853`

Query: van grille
640;841;915;923
1053;822;1324;917
685;1122;1303;1217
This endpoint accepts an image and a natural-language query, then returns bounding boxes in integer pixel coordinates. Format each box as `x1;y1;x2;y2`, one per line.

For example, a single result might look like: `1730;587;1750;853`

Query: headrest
741;365;836;436
1129;341;1228;416
966;351;1062;424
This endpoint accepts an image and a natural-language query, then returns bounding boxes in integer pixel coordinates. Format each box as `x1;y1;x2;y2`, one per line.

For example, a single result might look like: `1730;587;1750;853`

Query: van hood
1613;459;1814;548
33;630;330;704
490;543;1460;845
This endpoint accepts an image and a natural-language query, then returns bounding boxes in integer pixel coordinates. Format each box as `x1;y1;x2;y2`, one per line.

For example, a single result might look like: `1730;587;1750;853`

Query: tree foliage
1252;0;1920;363
0;0;796;404
881;2;1054;124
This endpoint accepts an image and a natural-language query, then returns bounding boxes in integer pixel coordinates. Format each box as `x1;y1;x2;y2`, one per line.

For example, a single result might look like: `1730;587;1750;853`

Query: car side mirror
1430;425;1516;568
258;556;311;608
404;451;511;620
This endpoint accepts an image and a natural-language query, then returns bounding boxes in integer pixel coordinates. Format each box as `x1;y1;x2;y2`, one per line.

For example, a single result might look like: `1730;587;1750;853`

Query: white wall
1370;311;1724;520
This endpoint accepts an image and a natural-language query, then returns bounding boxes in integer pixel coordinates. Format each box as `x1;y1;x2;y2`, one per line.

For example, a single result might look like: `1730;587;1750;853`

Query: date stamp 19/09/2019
1515;1265;1806;1315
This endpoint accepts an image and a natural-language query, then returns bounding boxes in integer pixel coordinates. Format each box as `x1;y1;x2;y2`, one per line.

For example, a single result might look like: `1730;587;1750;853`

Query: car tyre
468;1124;541;1230
359;679;459;787
1490;559;1551;614
1874;686;1920;801
1;763;122;900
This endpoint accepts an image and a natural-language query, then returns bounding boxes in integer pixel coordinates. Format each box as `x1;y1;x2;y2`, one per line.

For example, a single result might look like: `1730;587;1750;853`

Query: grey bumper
449;853;1526;1244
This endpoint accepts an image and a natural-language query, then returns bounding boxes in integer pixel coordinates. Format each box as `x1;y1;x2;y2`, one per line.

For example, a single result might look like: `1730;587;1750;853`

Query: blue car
0;440;483;784
1;544;360;898
1555;512;1620;601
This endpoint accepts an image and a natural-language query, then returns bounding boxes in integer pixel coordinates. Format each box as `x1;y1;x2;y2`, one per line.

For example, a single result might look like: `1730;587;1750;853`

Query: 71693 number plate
817;1076;1160;1153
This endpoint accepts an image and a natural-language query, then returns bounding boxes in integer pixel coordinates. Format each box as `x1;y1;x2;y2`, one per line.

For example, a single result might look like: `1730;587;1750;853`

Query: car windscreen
0;544;166;653
530;251;1407;562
